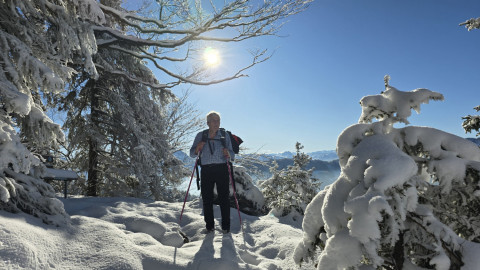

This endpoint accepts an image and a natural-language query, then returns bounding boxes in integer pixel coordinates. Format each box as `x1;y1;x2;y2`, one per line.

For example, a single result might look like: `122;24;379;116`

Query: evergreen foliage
56;0;311;199
0;0;312;222
0;0;102;224
59;24;184;198
462;106;480;137
294;80;480;269
260;142;320;218
460;17;480;138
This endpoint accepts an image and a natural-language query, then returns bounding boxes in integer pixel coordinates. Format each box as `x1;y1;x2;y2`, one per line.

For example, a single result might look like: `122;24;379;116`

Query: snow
295;84;480;269
317;229;363;270
43;168;78;180
2;2;480;265
359;86;444;125
0;196;316;270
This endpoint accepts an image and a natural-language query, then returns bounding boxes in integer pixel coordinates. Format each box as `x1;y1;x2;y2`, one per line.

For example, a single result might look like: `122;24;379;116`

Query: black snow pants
200;163;230;231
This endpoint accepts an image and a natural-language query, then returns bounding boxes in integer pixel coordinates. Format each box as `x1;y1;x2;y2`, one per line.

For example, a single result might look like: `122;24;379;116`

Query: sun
203;47;220;66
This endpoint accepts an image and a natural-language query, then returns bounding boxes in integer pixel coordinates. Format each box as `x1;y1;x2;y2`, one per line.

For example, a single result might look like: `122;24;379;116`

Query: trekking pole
179;154;200;224
226;159;243;232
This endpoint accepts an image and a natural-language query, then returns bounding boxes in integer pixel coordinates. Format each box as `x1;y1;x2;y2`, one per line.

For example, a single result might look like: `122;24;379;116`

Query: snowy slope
0;196;315;270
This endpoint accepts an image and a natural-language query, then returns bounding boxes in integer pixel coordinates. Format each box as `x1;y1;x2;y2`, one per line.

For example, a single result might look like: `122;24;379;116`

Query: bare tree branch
106;42;272;86
92;0;311;86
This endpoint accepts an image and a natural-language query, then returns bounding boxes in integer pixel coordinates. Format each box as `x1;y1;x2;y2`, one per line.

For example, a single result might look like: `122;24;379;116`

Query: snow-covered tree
0;0;103;224
1;0;312;221
460;18;480;138
92;0;312;87
463;106;480;137
48;0;182;198
62;69;186;199
460;17;480;31
260;142;319;219
165;90;204;153
294;80;480;269
60;0;312;198
231;165;266;215
213;165;266;215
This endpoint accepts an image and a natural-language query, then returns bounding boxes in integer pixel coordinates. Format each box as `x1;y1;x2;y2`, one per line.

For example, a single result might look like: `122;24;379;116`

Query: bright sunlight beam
203;47;221;67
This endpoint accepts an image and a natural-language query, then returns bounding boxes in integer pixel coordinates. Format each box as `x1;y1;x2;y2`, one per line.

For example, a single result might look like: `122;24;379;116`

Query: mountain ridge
261;150;338;161
174;149;338;162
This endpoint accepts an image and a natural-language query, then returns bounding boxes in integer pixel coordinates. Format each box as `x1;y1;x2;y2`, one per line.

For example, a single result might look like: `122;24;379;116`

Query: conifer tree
61;0;313;198
60;26;182;198
260;142;319;218
463;106;480;137
0;0;312;222
460;18;480;138
295;78;480;269
460;17;480;31
0;0;103;224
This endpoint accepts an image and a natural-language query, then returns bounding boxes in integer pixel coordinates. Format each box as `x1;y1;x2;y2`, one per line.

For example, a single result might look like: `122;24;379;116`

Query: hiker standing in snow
190;111;235;234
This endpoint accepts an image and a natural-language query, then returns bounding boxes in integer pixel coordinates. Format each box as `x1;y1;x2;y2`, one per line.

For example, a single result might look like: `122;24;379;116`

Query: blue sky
170;0;480;153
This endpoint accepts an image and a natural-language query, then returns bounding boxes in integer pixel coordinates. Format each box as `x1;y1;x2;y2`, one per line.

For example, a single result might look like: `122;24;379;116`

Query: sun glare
203;47;220;66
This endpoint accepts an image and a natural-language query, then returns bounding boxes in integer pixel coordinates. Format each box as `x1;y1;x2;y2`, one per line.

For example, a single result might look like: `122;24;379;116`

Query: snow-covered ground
0;196;315;270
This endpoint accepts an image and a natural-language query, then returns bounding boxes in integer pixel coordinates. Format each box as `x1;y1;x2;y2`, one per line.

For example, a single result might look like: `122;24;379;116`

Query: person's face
207;115;220;132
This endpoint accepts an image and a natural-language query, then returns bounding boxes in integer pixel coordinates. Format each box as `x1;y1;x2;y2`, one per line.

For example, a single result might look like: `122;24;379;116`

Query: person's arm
189;132;203;158
224;133;235;162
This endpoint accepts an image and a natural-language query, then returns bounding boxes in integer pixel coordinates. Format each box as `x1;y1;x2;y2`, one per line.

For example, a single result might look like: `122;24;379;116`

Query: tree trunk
87;138;98;196
87;80;99;196
392;230;404;269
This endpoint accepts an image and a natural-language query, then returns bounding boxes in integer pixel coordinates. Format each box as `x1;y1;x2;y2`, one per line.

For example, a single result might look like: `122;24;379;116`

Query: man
190;111;235;233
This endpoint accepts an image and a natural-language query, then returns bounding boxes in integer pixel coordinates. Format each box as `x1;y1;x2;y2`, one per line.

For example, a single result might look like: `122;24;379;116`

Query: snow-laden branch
93;26;191;48
98;0;310;39
296;81;480;269
463;106;480;136
460;17;480;31
95;64;168;90
359;85;444;125
98;4;166;29
91;0;310;86
0;0;313;222
0;0;104;224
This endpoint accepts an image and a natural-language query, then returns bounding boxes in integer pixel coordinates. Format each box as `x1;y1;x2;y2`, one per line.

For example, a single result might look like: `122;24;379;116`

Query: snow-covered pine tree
1;0;313;222
460;17;480;139
62;69;185;199
294;79;480;269
0;0;103;224
463;106;480;137
460;16;480;31
59;0;312;198
60;27;184;198
260;142;319;220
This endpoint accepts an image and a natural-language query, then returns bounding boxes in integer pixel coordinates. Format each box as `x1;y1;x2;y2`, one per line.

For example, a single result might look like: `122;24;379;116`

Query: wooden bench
41;155;78;198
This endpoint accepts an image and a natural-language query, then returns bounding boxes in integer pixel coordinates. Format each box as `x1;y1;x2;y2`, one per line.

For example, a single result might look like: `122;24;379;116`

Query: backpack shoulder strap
201;129;209;142
219;128;227;148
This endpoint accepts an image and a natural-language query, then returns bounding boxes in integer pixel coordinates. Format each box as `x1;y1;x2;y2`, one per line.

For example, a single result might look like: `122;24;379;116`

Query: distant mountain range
174;150;341;188
264;150;338;161
173;150;339;166
246;157;341;187
176;137;479;163
174;139;480;188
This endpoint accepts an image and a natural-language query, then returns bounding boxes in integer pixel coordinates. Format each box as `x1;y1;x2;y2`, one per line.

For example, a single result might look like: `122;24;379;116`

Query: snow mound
0;196;316;270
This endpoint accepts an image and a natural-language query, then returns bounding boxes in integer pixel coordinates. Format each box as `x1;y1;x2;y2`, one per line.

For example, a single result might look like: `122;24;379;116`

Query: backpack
196;128;243;190
201;128;243;154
